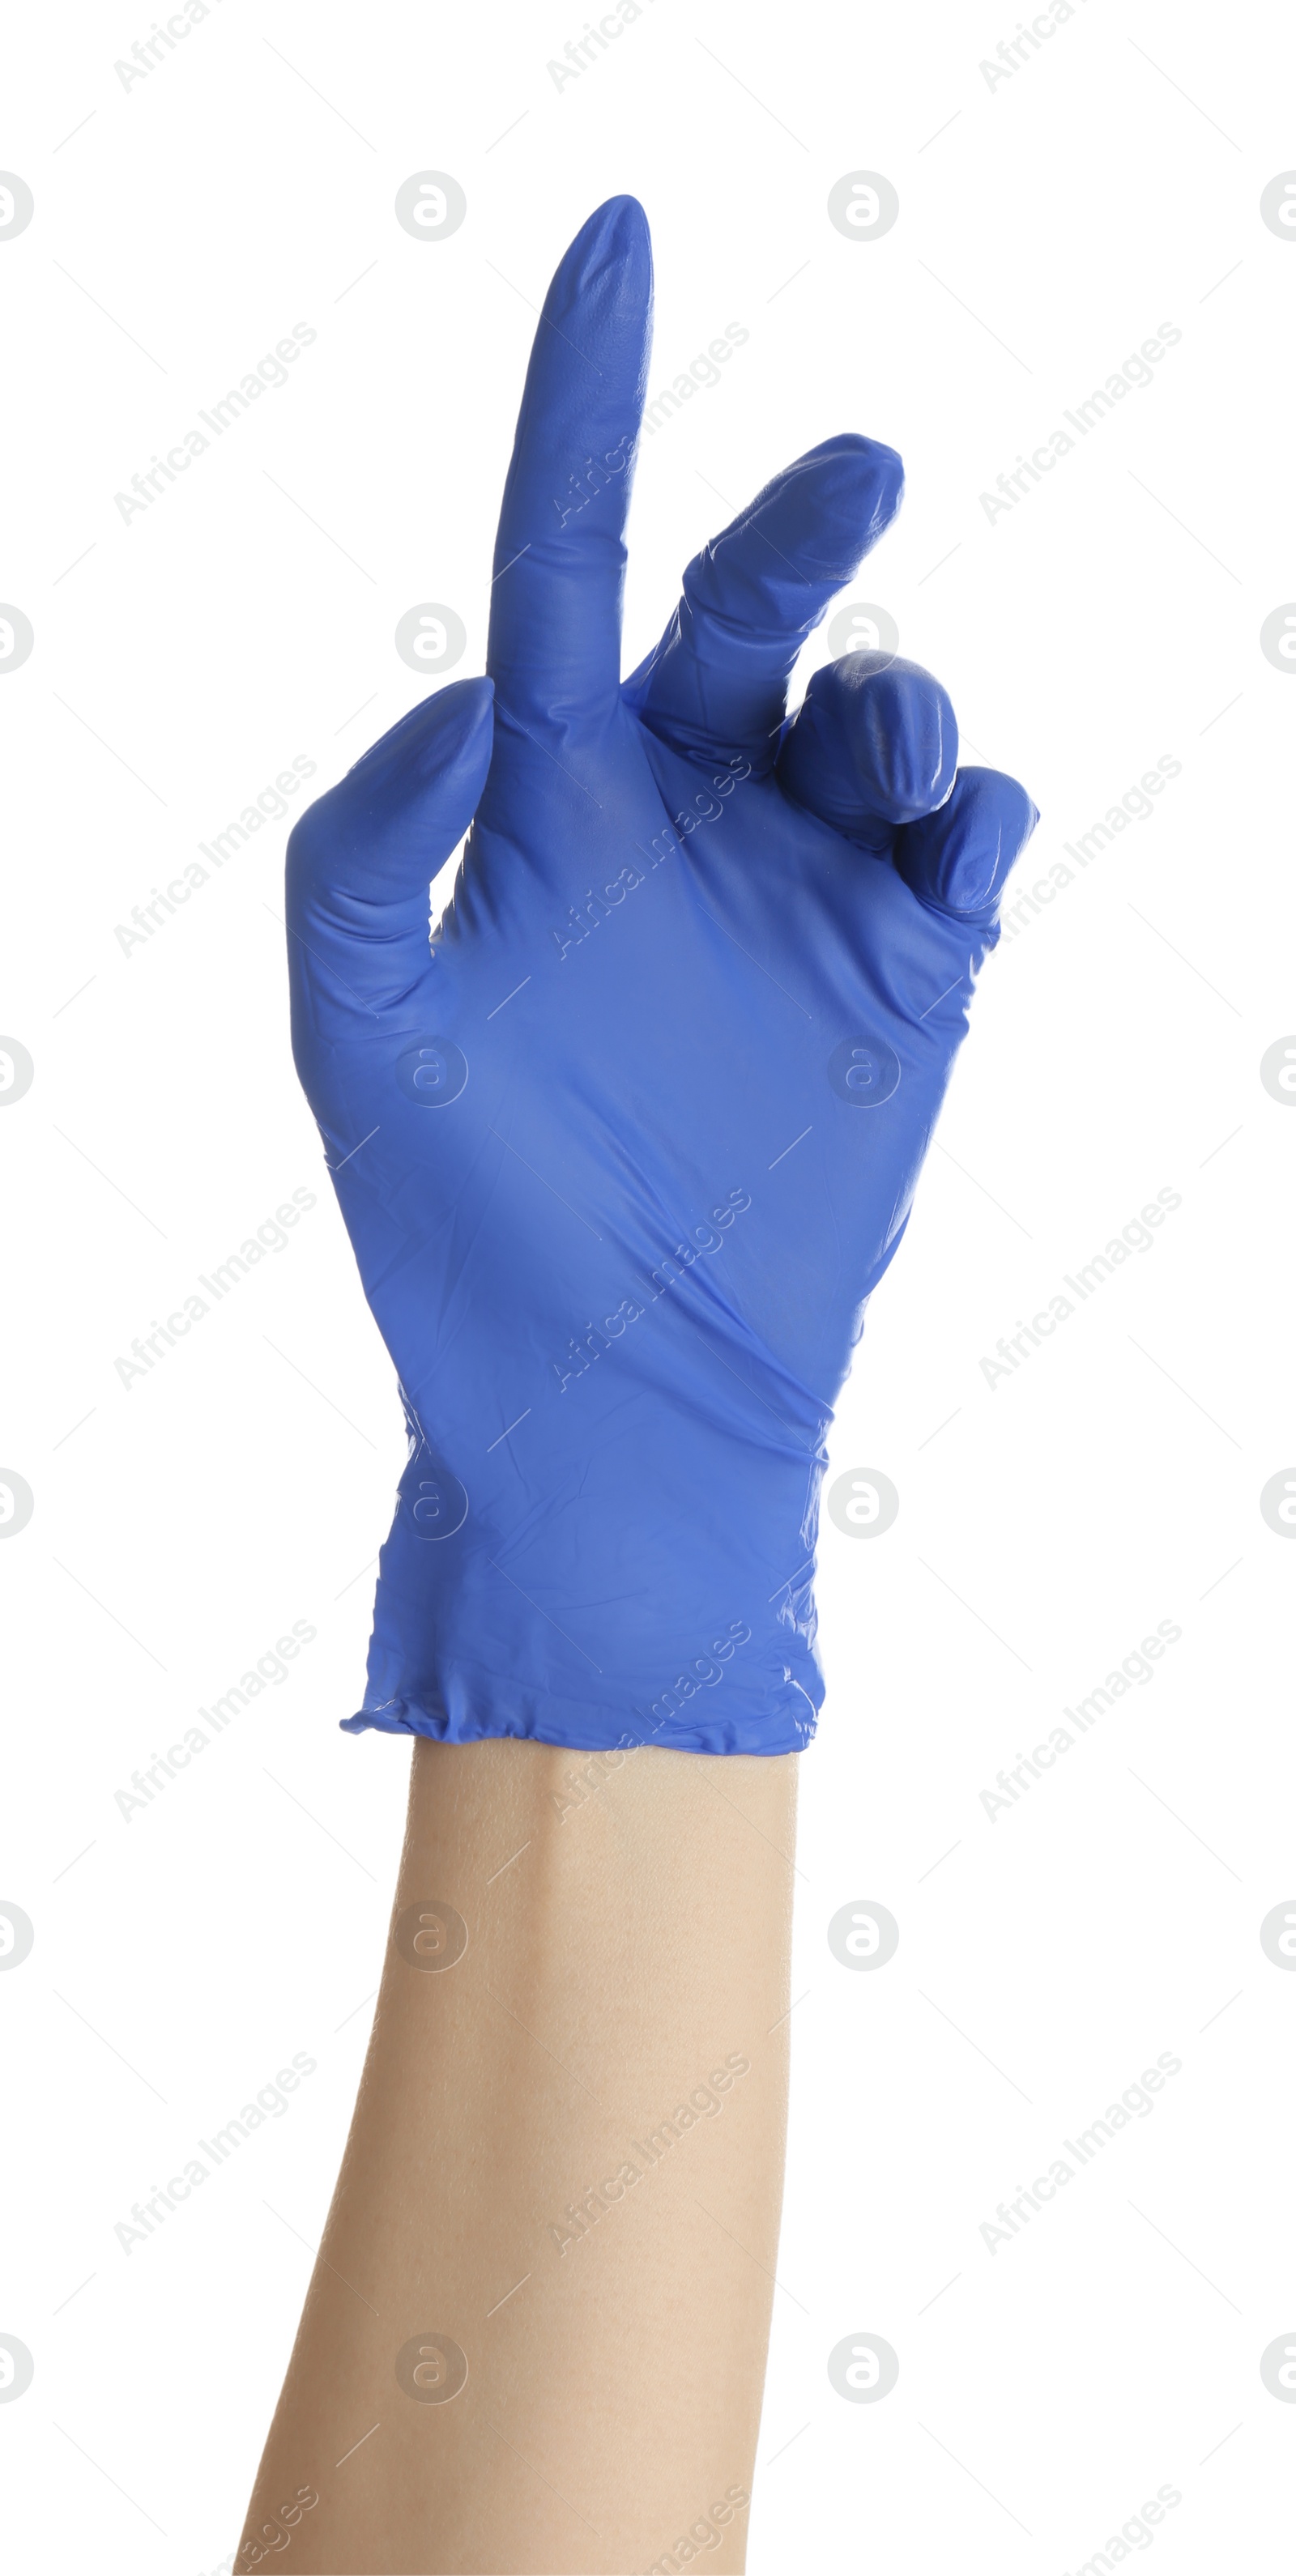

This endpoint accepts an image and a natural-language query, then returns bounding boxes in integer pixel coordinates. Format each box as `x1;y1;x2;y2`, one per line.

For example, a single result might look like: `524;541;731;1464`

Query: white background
2;2;1294;2569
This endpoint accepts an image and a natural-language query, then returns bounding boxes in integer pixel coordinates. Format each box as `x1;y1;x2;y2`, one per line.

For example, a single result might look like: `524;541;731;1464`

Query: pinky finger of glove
893;764;1038;931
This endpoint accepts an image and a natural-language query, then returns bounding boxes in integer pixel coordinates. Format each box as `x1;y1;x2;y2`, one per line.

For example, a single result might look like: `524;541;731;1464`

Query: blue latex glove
287;197;1037;1757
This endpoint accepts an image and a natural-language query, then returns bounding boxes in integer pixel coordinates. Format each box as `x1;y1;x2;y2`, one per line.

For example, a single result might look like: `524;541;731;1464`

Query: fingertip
895;766;1038;922
593;191;650;243
774;434;905;576
417;679;495;807
491;202;652;728
438;670;494;752
777;653;957;843
550;193;653;310
452;670;496;721
291;673;495;971
822;431;905;539
578;191;649;236
428;671;494;719
347;675;494;782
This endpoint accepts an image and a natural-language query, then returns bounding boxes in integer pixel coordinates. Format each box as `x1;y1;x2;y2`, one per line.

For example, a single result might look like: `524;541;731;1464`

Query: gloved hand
287;196;1037;1756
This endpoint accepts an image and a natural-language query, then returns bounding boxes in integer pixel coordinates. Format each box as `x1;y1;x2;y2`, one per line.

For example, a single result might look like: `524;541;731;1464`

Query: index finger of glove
487;195;653;739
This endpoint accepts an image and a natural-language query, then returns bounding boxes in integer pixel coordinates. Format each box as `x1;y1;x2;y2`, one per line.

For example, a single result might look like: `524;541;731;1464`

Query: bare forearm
241;1735;798;2576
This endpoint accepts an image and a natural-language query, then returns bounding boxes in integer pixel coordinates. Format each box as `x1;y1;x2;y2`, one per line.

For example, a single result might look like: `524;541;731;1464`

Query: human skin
238;1735;799;2574
244;183;1035;2574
